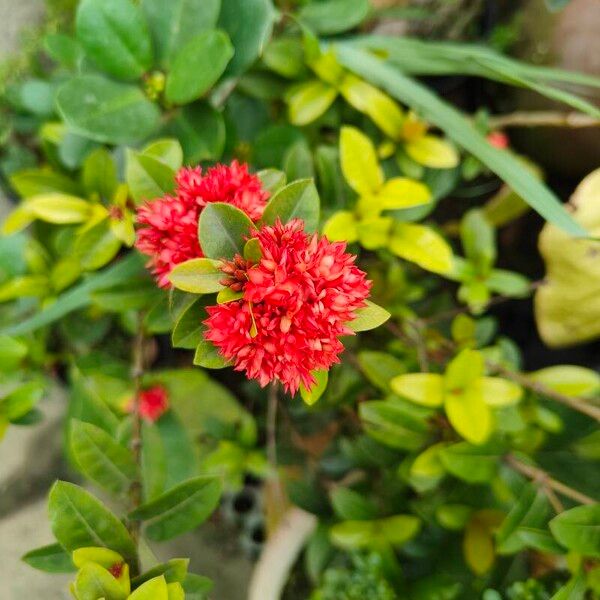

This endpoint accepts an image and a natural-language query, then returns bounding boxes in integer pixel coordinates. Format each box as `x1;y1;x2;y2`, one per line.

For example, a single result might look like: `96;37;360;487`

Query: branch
127;312;145;576
488;111;600;129
266;382;286;531
506;455;596;506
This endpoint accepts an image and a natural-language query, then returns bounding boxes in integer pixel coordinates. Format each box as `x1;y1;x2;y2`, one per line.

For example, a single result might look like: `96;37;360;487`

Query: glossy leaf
340;127;383;196
347;300;390;332
392;373;444;407
405;135;459;169
261;179;320;232
194;339;229;369
198;202;254;260
299;0;370;35
287;80;338;126
300;370;328;406
439;442;500;483
550;504;600;558
376;177;431;210
21;543;76;574
126;150;176;205
168;259;224;294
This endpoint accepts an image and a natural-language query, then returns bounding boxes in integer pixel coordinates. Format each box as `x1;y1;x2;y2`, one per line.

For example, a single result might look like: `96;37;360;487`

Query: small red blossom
135;385;169;422
204;219;371;394
135;161;269;288
108;562;124;579
487;131;509;150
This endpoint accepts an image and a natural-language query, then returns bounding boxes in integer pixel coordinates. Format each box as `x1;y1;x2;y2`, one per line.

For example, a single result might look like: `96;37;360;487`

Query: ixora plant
1;0;600;598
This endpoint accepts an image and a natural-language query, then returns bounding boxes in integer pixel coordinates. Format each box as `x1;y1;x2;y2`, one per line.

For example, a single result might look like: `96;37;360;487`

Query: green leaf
389;222;453;274
198;202;255;260
299;0;370;35
44;33;83;69
550;504;600;558
74;562;129;600
21;543;76;574
300;370;328;406
218;0;276;77
141;0;220;66
405;135;459;169
172;298;208;349
166;30;234;104
129;476;222;541
478;377;523;407
357;351;406;392
193;339;229;369
263;37;307;79
359;399;429;450
10;168;82;198
286;80;338;126
515;527;566;555
1;382;44;422
257;169;287;195
25;194;91;224
330;487;378;520
323;211;358;243
551;572;586;600
391;373;444;407
330;515;420;549
75;219;122;271
376;177;431;210
129;576;169;600
126;150;176;205
166;103;225;163
70;420;136;494
56;75;161;145
132;559;189;587
243;237;262;262
461;209;496;273
168;259;224;294
261;179;320;232
529;365;600;398
439;442;500;483
48;481;136;559
142;139;184;171
347;300;390;332
183;574;214;599
82;149;118;200
336;46;586;237
0;335;27;371
445;386;492;445
76;0;153;80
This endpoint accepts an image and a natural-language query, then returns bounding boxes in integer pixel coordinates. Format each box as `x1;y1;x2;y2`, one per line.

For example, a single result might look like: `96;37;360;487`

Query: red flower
487;131;509;150
136;386;169;422
204;219;371;394
136;161;269;288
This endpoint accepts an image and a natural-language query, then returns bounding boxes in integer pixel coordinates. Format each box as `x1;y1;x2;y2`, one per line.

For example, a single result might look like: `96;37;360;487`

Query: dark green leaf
48;481;136;559
76;0;153;80
56;75;161;145
299;0;370;35
166;30;233;105
330;487;378;520
550;504;600;558
22;543;76;574
261;179;320;231
193;340;229;369
198;202;255;260
129;476;222;541
183;574;214;599
439;442;501;484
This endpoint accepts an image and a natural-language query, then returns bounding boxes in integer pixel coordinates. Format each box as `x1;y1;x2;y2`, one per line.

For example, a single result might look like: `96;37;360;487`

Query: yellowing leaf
445;349;484;390
389;222;453;274
356;216;392;250
529;365;600;398
405;135;459;169
25;194;91;224
376;177;431;210
535;168;600;347
445;386;492;445
463;510;503;575
167;258;224;294
340;127;383;196
129;576;169;600
1;206;35;234
391;373;444;407
410;442;447;492
339;74;404;139
323;210;358;243
286;80;338;126
478;377;523;407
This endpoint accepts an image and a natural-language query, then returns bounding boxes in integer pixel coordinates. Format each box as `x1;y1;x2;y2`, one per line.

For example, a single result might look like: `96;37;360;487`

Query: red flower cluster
136;161;269;287
487;131;509;150
136;385;169;422
204;220;371;394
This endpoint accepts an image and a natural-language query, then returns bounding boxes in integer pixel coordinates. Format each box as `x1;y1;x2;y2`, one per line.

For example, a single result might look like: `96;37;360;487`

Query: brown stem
488;362;600;424
128;312;145;576
506;455;596;506
488;111;600;129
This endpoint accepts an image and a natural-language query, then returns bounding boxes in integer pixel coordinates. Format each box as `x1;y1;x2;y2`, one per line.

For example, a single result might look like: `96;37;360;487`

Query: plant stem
505;455;596;506
488;361;600;424
128;312;145;576
267;383;285;520
488;111;600;129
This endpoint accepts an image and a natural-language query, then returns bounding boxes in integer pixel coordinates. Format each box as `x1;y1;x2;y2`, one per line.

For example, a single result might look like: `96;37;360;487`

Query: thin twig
488;111;600;129
128;312;145;576
488;361;600;424
506;455;596;506
267;383;285;516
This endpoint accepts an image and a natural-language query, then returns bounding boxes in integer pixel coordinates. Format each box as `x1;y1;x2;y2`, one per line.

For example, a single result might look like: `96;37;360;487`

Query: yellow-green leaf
389;222;453;274
129;576;169;600
339;73;404;139
405;135;459;169
445;386;492;445
478;377;523;407
287;80;338;126
300;370;328;406
340;126;383;196
410;442;447;492
529;365;600;398
323;210;358;243
25;194;91;224
463;510;501;575
391;373;444;407
356;216;392;250
1;206;35;234
168;258;224;294
445;349;484;390
376;177;431;210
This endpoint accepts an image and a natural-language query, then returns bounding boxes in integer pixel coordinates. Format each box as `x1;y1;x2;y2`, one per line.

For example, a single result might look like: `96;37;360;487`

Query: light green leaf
198;202;255;260
330;487;378;521
82;148;118;200
405;135;459;169
25;194;91;224
323;211;358;243
76;0;153;80
300;370;328;406
347;300;390;333
129;476;222;541
171;298;207;350
75;219;122;271
56;75;161;145
340;126;383;196
357;351;406;392
287;80;338;126
21;543;76;574
74;562;128;600
194;339;229;369
550;504;600;558
10;168;82;198
376;177;431;210
129;576;169;600
445;385;492;445
529;365;600;398
70;419;136;494
0;335;27;371
389;222;453;274
166;30;233;104
48;481;136;559
142;139;184;171
126;150;176;205
299;0;370;35
478;377;523;407
261;179;320;232
168;259;224;294
391;373;444;407
1;382;43;422
439;442;500;483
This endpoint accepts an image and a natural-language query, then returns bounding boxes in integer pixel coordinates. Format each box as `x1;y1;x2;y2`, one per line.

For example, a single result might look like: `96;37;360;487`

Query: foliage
0;0;599;599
